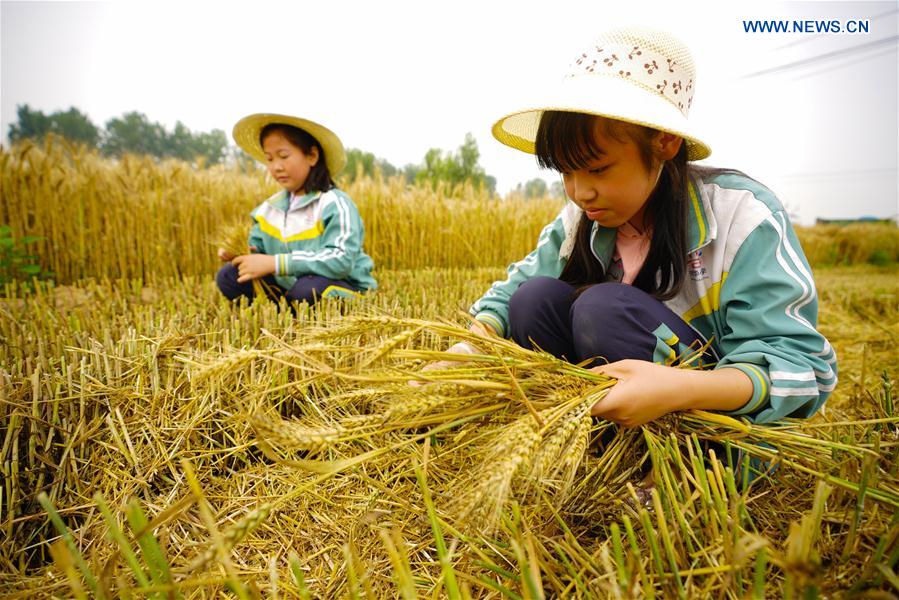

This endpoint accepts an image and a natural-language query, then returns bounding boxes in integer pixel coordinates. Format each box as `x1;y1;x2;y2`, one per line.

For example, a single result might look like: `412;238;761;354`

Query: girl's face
561;120;677;229
261;130;319;194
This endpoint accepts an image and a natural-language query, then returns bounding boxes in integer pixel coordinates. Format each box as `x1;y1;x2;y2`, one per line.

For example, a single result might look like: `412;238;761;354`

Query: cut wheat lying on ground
1;265;897;598
2;138;899;597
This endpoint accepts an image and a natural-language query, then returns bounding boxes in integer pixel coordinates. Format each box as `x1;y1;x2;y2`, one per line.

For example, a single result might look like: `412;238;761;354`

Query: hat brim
232;113;346;175
492;74;711;161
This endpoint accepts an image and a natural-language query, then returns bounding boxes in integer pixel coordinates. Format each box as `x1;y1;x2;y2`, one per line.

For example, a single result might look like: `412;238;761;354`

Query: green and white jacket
470;171;837;424
247;188;376;293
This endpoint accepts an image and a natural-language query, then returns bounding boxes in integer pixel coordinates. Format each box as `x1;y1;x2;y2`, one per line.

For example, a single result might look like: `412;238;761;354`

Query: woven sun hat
232;113;347;175
492;27;711;161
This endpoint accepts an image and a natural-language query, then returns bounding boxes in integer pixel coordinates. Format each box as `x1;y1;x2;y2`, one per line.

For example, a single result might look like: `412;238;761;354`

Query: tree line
8;105;230;166
343;133;496;192
7;104;562;196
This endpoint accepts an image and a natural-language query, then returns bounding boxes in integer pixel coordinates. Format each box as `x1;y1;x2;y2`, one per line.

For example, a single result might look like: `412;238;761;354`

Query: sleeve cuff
274;254;290;276
473;312;506;338
717;363;770;417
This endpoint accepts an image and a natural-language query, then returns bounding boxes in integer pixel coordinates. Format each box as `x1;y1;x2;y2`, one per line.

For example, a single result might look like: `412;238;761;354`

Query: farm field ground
1;264;897;597
2;140;898;598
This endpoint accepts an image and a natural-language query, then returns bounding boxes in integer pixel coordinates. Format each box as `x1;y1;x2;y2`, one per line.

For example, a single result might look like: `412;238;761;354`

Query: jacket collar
264;189;322;211
686;175;717;253
588;177;718;268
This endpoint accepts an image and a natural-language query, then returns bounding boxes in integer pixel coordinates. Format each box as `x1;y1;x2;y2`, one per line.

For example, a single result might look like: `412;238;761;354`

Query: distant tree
456;133;483;183
8;104;227;165
344;148;374;180
190;129;228;166
343;148;398;182
524;178;547;199
550;181;566;199
418;147;451;184
166;121;195;162
8;105;50;143
8;104;99;146
102;113;227;165
414;133;495;192
402;163;420;183
50;107;101;146
102;111;167;158
224;145;260;173
512;178;559;199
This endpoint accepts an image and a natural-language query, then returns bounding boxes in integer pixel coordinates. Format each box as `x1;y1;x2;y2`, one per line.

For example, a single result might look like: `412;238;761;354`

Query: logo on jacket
687;249;708;281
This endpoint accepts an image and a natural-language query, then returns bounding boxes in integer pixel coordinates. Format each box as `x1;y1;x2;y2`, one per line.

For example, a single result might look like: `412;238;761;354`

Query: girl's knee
284;286;318;305
570;283;652;363
572;282;658;323
285;276;356;305
510;277;573;316
215;264;240;294
576;281;646;306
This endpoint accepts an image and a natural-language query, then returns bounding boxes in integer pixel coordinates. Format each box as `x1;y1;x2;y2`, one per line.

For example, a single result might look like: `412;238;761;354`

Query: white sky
2;0;897;224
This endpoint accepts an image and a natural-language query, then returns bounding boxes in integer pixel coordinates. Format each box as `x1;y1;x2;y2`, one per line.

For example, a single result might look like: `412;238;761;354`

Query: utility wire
741;34;898;78
790;44;896;81
774;167;898;180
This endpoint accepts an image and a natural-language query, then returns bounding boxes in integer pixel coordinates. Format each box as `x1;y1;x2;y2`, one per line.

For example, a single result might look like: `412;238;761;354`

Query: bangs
260;123;320;155
535;111;606;173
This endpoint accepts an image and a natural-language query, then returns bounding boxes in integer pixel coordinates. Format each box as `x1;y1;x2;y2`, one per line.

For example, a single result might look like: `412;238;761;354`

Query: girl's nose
568;172;597;202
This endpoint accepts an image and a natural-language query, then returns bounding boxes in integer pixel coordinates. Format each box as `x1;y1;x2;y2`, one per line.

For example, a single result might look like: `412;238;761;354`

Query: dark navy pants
508;277;716;367
215;263;361;307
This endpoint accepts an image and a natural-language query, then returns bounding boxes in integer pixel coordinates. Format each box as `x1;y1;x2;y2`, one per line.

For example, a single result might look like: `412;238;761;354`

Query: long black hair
534;111;690;300
260;123;335;193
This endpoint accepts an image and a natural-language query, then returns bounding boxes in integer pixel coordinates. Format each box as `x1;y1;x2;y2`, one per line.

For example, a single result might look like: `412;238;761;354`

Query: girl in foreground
438;27;836;428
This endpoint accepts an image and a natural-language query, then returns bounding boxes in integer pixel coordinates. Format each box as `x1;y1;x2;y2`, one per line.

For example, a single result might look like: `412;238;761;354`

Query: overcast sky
2;0;897;224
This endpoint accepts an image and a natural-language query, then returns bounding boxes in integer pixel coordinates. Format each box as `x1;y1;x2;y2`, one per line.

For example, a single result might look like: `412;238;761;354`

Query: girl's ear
654;132;683;161
306;145;320;166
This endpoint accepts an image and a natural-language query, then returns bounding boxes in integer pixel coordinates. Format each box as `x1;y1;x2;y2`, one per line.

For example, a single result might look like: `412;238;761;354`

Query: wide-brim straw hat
492;27;711;161
232;113;347;175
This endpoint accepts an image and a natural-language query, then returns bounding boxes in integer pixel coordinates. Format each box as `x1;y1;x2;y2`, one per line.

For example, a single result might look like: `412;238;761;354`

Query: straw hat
492;27;711;161
232;113;347;175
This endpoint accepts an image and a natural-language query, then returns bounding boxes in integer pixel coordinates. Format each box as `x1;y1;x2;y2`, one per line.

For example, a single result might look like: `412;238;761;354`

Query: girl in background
217;113;376;306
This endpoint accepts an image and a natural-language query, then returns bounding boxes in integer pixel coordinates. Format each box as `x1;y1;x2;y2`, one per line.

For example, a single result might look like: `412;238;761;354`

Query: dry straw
3;266;897;598
1;137;898;597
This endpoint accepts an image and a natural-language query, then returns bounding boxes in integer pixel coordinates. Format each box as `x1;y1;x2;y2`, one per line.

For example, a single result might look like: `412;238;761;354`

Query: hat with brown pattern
493;27;711;161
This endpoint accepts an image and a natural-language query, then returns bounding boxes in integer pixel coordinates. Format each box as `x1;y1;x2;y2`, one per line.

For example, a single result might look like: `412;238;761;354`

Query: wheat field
1;138;898;598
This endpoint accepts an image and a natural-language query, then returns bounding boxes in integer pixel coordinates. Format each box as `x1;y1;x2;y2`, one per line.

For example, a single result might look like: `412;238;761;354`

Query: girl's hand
422;340;480;371
218;246;257;262
588;360;753;428
232;254;276;283
218;248;235;262
469;319;499;339
588;360;687;428
409;320;499;386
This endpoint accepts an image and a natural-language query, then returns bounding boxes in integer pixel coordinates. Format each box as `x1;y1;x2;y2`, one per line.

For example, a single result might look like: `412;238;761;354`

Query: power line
773;167;898;180
741;35;898;79
790;44;897;81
